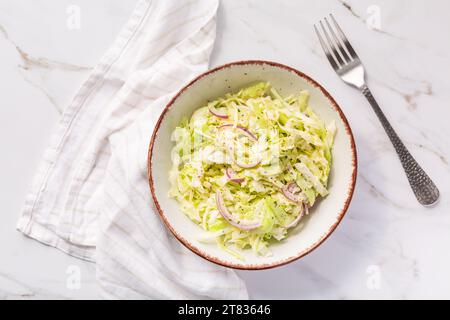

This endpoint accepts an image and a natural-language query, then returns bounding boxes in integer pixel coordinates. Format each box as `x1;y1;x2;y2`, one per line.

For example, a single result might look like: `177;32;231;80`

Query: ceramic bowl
148;60;357;269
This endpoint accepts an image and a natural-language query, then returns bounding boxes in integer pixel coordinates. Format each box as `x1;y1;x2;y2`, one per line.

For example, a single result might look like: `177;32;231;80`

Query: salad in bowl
148;61;356;269
169;82;336;259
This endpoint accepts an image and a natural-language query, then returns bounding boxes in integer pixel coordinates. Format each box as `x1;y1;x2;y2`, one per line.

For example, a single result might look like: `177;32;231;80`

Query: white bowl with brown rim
148;60;357;270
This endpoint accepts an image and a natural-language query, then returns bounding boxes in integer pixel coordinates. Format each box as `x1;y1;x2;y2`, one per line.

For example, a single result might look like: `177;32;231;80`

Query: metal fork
314;14;439;206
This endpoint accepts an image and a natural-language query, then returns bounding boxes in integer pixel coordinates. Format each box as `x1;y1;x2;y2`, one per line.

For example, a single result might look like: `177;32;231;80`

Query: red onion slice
215;190;261;230
235;158;261;169
287;182;300;193
209;105;228;119
225;168;244;184
281;182;302;203
223;137;261;169
219;124;257;141
286;203;307;229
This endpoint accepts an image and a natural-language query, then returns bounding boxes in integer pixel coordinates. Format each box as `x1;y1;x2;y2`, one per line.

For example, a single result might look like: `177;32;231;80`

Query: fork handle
360;84;439;206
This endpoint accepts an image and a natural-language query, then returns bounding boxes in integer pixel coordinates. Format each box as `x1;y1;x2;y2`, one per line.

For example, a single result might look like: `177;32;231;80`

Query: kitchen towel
17;0;248;299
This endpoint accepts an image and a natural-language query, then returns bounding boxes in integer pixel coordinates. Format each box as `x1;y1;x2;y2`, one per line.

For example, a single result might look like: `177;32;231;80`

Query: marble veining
1;0;449;299
1;24;91;71
338;0;406;41
1;23;93;113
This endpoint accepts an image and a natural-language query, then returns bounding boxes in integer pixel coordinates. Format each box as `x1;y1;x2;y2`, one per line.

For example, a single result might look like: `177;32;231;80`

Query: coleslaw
169;82;335;259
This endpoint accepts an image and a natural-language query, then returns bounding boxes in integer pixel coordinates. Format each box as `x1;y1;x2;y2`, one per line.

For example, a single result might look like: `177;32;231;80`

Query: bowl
148;60;357;269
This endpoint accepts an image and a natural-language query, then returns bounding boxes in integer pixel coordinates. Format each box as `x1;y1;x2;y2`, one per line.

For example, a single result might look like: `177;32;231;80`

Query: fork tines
314;14;358;69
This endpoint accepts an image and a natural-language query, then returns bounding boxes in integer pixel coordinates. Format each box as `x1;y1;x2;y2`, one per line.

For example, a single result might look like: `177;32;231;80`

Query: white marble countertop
1;0;449;299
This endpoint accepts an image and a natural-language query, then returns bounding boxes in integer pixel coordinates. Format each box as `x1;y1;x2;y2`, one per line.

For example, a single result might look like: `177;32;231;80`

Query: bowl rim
148;60;357;270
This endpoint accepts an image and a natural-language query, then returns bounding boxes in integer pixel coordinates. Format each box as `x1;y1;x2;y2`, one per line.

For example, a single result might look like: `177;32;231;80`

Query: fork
314;14;439;206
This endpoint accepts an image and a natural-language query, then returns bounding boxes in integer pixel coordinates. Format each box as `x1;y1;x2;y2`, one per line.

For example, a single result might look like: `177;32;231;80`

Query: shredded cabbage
169;82;335;259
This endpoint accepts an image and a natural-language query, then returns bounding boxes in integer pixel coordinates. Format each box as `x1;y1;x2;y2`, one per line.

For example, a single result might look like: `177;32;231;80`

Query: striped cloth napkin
17;0;248;299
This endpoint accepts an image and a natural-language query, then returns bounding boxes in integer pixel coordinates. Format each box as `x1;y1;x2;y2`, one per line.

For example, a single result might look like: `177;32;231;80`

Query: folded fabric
17;0;248;299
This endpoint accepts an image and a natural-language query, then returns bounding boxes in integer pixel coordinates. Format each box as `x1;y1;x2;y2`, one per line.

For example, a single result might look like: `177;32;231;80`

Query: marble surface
1;0;449;299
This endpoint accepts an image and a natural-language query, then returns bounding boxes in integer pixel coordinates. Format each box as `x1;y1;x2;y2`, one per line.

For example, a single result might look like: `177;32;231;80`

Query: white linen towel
17;0;248;300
